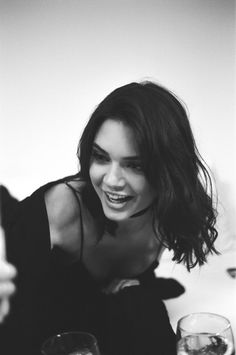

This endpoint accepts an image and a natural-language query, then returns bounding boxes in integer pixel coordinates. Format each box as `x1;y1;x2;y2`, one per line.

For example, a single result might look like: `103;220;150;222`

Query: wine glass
176;312;235;355
41;331;101;355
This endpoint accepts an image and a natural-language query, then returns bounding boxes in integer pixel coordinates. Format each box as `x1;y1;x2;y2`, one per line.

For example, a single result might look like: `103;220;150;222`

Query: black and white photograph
0;1;235;354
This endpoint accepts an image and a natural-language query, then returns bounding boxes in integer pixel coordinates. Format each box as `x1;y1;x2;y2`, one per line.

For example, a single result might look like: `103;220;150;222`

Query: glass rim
41;330;98;350
177;312;231;335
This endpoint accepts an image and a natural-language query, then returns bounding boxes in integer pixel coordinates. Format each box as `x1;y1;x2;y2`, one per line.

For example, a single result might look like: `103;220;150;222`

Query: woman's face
89;119;156;222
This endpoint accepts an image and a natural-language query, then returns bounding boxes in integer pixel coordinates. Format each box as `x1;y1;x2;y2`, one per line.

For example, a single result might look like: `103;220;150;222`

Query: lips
105;191;133;204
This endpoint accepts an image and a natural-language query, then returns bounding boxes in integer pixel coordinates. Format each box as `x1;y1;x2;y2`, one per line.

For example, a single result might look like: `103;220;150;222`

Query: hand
0;260;17;323
0;225;17;323
102;278;140;294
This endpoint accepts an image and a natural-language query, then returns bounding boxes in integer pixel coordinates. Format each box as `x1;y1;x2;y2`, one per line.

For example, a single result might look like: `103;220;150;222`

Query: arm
44;183;83;257
0;181;82;324
0;182;84;354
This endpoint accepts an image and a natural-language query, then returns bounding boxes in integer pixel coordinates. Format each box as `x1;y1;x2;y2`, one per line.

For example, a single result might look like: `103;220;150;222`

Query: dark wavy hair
77;81;218;270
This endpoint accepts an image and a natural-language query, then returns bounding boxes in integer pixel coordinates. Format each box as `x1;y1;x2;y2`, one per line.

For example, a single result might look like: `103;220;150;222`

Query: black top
0;178;177;355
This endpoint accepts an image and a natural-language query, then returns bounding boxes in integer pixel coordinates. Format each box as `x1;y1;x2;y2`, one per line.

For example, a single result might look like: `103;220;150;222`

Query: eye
125;161;143;172
91;150;110;163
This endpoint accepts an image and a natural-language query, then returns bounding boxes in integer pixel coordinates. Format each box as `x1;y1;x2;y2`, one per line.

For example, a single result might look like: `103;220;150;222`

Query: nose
103;163;125;190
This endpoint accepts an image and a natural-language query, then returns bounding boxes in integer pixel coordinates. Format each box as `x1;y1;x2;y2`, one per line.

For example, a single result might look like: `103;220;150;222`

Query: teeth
107;192;128;200
105;192;131;203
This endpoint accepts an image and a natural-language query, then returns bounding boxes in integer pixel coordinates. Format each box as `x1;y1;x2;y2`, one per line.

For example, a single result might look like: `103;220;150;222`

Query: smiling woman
89;120;156;222
0;81;218;355
79;81;218;268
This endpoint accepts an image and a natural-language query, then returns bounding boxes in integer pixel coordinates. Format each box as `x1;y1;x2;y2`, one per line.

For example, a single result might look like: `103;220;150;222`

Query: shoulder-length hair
77;81;218;270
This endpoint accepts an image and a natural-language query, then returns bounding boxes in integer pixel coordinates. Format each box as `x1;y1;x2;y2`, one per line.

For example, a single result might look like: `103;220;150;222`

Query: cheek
128;175;148;194
130;176;156;202
89;164;96;183
89;163;103;186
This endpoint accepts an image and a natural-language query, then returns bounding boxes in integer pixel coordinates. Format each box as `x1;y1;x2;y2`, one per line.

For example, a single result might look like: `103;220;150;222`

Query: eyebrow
92;143;141;161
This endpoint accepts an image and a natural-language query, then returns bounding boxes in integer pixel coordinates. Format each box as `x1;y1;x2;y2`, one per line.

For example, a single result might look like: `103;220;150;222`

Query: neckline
75;256;160;289
40;178;161;287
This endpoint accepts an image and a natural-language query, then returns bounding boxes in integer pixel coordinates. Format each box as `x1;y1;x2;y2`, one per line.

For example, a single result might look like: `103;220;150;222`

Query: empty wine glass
41;331;101;355
176;312;235;355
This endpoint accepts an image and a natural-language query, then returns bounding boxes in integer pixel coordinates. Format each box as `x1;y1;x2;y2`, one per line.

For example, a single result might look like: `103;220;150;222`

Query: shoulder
45;183;79;219
44;181;86;250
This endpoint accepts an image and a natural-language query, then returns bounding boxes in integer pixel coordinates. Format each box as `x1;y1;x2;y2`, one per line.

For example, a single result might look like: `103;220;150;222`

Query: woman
0;81;218;355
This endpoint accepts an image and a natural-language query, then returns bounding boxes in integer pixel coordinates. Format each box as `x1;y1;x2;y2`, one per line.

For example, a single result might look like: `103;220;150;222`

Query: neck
115;209;153;236
130;204;152;218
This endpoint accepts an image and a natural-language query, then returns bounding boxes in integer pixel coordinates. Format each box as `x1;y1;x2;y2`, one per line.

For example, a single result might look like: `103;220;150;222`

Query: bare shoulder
44;181;85;250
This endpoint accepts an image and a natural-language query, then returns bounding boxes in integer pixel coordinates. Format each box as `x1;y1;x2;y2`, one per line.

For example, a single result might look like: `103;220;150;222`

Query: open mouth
104;191;133;205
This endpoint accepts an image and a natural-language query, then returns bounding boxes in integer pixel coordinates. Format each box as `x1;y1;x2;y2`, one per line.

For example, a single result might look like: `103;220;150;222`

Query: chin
102;203;135;222
103;209;131;222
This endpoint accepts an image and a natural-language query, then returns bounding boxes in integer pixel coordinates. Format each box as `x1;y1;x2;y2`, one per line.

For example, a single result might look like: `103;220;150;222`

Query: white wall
1;0;235;249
